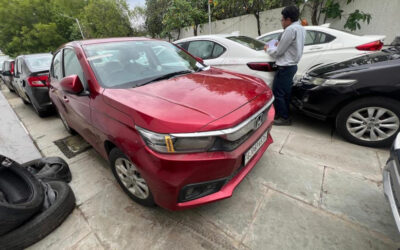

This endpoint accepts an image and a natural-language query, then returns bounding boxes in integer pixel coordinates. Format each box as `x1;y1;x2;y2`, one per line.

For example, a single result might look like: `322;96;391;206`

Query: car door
298;30;336;75
13;58;22;97
185;40;226;66
60;48;96;143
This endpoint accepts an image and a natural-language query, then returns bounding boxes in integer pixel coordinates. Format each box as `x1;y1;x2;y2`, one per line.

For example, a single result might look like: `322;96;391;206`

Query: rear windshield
227;36;265;51
25;54;52;71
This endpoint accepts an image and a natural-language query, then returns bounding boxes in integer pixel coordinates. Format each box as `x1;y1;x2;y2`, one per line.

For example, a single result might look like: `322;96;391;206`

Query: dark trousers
272;65;298;120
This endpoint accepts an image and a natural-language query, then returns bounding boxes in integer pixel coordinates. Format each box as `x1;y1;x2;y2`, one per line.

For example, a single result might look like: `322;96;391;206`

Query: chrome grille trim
171;96;274;138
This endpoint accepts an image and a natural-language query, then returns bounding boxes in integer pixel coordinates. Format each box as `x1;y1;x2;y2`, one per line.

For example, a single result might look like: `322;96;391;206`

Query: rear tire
109;148;155;207
336;97;400;147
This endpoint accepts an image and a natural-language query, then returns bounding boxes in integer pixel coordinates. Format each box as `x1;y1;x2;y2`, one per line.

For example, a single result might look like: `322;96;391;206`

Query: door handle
63;96;69;103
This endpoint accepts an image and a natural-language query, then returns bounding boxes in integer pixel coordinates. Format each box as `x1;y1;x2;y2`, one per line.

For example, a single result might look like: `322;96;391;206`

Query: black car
1;59;15;92
292;46;400;147
383;132;400;233
13;53;53;117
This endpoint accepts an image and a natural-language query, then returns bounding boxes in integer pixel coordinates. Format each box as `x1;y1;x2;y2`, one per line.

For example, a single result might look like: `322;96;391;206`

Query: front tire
336;97;400;147
109;148;155;207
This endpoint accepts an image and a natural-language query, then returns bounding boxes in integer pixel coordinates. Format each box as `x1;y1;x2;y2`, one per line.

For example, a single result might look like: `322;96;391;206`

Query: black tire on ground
0;181;76;250
0;158;45;236
336;97;400;147
109;148;155;207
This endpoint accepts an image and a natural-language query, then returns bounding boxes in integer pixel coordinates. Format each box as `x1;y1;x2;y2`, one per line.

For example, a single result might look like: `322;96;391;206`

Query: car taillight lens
356;40;383;51
247;62;275;72
10;62;14;75
27;75;48;87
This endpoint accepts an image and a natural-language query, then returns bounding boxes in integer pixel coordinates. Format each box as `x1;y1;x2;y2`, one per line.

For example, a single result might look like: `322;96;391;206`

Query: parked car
292;46;400;147
175;35;276;86
257;24;386;77
383;132;400;234
49;37;275;210
1;59;15;92
12;53;53;116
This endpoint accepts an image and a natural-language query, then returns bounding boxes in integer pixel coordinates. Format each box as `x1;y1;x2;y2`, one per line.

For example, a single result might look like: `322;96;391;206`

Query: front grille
208;107;269;152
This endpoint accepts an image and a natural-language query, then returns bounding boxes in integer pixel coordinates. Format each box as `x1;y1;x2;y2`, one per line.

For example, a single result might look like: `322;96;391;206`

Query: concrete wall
177;0;399;44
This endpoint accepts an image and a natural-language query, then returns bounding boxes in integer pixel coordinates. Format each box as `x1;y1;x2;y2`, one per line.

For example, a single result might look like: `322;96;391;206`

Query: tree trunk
193;25;198;36
177;28;181;40
254;12;261;36
311;0;321;25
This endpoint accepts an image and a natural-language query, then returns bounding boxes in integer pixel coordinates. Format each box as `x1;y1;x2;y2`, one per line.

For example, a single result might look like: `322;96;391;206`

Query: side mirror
195;56;204;64
60;75;84;94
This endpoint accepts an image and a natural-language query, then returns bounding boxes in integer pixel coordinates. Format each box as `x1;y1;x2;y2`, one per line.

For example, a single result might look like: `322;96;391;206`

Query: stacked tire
0;155;75;250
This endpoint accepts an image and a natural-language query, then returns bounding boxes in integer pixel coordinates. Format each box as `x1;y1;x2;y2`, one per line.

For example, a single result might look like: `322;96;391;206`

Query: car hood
309;47;400;78
103;68;271;133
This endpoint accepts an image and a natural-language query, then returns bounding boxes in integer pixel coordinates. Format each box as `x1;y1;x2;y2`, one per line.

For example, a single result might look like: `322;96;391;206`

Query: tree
145;0;170;38
301;0;372;31
80;0;133;38
241;0;281;36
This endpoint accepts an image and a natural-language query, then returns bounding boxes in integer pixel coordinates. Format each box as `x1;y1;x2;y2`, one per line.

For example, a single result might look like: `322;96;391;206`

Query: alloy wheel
346;107;400;142
114;158;149;200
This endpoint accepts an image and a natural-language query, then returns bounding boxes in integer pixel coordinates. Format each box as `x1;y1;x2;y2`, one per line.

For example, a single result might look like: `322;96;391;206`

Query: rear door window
51;51;63;80
187;40;214;59
227;36;265;51
259;33;282;43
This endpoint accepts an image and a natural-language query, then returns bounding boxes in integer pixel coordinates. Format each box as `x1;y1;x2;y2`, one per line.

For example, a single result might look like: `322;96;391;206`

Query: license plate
244;130;269;166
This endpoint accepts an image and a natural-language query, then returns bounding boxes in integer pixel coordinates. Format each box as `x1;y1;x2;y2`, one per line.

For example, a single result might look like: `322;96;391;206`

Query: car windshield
83;40;206;88
25;54;52;71
227;36;266;51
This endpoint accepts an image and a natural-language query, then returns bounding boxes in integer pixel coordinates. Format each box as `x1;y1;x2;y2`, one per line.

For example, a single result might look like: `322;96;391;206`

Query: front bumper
383;159;400;233
134;105;275;210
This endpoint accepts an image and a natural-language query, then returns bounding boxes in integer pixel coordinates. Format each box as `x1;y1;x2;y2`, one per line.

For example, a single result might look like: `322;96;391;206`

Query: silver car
383;132;400;233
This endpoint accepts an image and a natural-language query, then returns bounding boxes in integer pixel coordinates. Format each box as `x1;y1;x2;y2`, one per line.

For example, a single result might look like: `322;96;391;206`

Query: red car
49;37;274;210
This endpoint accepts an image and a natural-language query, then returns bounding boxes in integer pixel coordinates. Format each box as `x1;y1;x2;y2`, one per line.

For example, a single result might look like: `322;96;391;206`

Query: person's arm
267;28;295;58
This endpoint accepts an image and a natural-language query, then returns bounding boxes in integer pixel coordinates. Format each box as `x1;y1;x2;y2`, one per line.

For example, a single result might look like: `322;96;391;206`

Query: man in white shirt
265;6;305;125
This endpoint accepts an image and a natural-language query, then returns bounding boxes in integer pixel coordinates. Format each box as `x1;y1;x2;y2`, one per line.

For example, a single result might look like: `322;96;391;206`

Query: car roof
70;37;154;46
175;34;245;43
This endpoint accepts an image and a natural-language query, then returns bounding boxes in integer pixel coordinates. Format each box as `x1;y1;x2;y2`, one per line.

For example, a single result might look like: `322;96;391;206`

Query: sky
126;0;145;8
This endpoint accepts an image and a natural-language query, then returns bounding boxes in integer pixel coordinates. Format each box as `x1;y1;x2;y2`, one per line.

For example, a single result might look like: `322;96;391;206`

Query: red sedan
49;37;275;210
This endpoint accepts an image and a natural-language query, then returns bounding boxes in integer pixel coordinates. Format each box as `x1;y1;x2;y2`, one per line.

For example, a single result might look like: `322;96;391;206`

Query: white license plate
244;130;269;166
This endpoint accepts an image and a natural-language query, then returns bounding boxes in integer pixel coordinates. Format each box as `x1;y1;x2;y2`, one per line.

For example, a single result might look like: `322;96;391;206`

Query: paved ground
1;85;399;249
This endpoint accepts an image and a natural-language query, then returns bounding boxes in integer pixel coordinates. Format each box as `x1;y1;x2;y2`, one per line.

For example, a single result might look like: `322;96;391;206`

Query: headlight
309;77;357;86
136;126;215;153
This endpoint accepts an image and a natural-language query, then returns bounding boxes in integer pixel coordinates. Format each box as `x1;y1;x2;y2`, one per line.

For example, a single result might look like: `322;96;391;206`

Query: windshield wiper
136;70;193;87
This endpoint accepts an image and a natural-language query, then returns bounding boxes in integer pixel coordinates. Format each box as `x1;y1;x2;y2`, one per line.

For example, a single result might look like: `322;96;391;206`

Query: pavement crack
278;130;292;154
319;166;327;208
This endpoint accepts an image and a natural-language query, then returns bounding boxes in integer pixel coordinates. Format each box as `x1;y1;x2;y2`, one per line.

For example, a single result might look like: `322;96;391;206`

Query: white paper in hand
267;39;278;50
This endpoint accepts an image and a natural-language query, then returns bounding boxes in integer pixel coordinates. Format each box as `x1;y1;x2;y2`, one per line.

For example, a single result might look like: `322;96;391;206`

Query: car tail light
27;75;48;87
10;62;14;75
356;40;383;51
247;62;275;72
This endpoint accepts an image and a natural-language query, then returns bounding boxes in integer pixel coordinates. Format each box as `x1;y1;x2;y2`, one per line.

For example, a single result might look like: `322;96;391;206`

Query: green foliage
80;0;133;38
145;0;170;38
306;0;372;31
163;0;207;37
0;0;135;57
344;9;372;31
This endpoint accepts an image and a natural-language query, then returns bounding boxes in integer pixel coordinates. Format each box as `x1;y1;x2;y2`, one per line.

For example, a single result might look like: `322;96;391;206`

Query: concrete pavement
1;85;399;250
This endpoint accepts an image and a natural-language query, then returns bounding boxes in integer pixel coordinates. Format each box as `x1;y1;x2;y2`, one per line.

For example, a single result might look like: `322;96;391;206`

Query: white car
257;24;386;77
175;35;276;86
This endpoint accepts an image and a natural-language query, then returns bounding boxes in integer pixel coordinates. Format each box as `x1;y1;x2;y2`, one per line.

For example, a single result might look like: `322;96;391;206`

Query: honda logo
254;114;263;129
